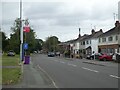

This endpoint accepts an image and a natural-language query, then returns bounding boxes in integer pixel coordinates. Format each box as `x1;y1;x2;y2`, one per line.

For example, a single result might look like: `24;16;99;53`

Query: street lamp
20;0;23;63
79;28;81;59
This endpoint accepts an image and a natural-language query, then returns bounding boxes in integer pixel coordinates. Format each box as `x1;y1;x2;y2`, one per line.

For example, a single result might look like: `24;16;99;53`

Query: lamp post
79;28;81;59
20;0;23;63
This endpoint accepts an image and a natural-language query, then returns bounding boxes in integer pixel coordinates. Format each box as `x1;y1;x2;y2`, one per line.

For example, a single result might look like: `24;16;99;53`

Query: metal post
20;0;23;63
79;28;81;59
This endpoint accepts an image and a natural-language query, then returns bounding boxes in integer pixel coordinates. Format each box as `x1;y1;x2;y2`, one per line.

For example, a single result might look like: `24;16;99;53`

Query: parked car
55;52;60;56
99;53;112;61
112;53;120;62
86;53;102;60
7;50;15;56
48;52;55;57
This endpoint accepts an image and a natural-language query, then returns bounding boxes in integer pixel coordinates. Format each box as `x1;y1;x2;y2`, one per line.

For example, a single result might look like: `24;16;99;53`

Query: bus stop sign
24;43;28;50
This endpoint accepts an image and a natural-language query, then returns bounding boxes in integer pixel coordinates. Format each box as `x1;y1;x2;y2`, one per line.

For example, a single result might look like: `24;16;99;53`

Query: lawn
2;68;21;85
2;54;22;85
2;55;20;66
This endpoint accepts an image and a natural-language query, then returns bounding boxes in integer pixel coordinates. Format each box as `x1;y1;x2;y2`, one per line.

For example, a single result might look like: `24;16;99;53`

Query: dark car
7;50;15;56
48;52;55;57
99;53;112;61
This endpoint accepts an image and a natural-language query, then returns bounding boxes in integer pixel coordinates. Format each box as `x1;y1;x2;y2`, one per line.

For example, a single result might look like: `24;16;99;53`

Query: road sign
24;43;28;50
23;25;30;32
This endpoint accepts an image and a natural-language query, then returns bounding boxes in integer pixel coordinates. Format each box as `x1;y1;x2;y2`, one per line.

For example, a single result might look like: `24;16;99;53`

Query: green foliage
8;18;20;54
24;28;36;53
7;18;37;53
44;36;60;52
0;31;9;51
34;39;44;51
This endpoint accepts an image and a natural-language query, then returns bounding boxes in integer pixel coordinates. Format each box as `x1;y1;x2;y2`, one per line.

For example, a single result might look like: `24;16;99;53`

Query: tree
9;18;21;54
24;27;36;53
44;36;60;52
34;39;44;51
9;18;37;54
0;31;9;51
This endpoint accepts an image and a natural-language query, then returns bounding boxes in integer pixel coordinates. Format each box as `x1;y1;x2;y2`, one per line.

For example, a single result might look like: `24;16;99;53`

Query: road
31;54;119;88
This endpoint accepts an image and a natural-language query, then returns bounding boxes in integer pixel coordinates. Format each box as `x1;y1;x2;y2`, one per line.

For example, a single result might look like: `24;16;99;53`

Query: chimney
115;21;120;27
91;29;95;34
100;29;103;32
78;28;81;38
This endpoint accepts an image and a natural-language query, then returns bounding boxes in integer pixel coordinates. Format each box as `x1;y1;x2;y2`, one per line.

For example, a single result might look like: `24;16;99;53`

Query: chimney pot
115;21;120;27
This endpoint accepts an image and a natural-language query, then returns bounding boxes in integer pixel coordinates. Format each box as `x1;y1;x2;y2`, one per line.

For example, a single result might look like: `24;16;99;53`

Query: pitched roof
76;30;103;41
85;30;103;40
98;25;120;37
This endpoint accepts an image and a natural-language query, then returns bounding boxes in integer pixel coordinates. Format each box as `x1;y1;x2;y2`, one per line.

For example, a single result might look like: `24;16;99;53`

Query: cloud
1;0;120;42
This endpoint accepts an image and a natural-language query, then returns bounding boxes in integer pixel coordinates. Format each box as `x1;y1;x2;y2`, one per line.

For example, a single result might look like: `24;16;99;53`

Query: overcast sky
1;0;120;42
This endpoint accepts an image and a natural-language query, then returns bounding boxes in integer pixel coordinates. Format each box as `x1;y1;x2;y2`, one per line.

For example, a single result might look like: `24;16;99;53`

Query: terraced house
71;29;103;58
98;21;120;54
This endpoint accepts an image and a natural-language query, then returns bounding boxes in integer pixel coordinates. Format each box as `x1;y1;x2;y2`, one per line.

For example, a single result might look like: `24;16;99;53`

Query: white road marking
60;61;65;64
68;63;77;67
82;67;99;73
110;75;120;79
54;60;58;62
37;65;58;88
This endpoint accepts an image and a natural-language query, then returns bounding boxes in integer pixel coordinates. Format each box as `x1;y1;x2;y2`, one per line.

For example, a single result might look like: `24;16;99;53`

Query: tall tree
44;36;60;52
0;31;9;51
9;18;37;54
34;39;44;51
9;18;20;54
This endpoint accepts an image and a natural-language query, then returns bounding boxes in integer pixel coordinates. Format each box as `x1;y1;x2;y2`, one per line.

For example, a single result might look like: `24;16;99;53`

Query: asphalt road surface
31;54;119;88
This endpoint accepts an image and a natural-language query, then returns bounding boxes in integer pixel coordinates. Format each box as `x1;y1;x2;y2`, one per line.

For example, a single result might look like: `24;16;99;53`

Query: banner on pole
23;25;30;32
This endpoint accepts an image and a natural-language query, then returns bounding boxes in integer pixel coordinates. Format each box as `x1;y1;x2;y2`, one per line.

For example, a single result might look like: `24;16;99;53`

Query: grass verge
2;54;22;85
2;68;22;85
2;55;20;66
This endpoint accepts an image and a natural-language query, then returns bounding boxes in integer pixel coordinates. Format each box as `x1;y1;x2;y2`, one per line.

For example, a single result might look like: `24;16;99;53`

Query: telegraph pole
20;0;23;63
79;28;81;59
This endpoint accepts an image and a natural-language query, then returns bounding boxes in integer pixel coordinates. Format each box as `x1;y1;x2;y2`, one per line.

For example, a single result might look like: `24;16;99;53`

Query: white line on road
110;75;120;79
37;65;58;88
68;63;77;67
54;60;58;62
82;67;99;73
60;61;65;64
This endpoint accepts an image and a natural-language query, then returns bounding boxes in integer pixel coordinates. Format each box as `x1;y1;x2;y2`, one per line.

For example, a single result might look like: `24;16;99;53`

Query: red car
99;54;112;61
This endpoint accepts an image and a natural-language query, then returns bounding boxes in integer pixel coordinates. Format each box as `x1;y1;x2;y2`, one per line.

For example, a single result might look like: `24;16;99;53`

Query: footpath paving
2;60;56;88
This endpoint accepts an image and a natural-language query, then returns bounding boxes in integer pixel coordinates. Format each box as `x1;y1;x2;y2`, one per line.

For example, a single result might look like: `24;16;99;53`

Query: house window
102;37;106;42
99;38;101;43
83;41;85;45
81;42;82;45
90;40;91;44
108;36;113;41
86;40;89;44
116;35;118;41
